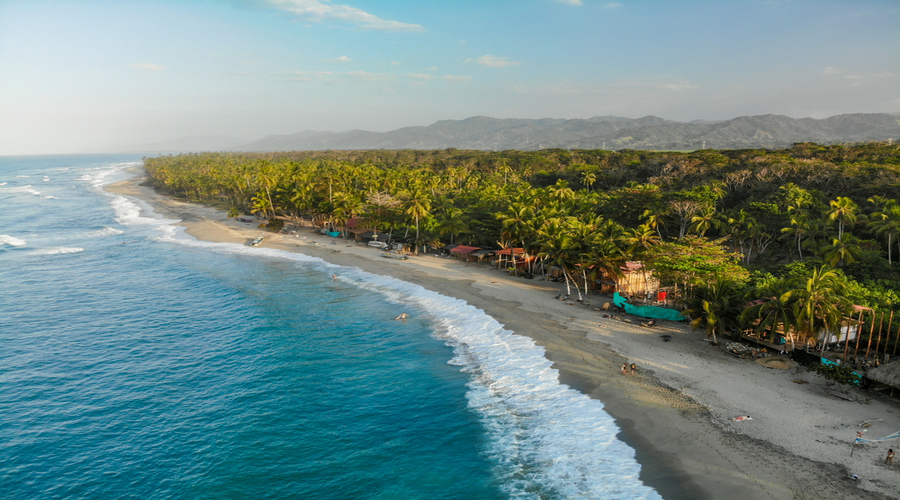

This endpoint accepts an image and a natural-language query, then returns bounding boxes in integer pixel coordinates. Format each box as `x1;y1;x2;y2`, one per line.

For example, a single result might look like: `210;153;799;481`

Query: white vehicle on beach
367;240;388;249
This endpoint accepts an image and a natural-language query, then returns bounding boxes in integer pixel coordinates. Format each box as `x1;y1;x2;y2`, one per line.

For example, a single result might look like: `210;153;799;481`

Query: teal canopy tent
613;292;685;322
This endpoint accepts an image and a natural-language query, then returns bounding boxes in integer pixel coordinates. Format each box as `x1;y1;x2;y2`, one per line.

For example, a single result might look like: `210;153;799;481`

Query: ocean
0;155;662;499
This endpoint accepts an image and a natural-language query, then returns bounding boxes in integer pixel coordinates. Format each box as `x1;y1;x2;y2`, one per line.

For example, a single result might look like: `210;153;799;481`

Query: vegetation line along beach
129;143;900;499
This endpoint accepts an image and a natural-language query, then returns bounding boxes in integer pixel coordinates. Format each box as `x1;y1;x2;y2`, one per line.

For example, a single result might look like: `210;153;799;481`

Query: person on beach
887;449;895;465
630;363;636;374
621;363;628;375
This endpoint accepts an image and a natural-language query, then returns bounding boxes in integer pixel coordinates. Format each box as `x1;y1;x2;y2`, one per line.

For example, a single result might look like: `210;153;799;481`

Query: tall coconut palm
827;196;859;238
688;205;725;237
625;224;661;258
500;203;533;250
580;171;597;192
741;276;800;344
868;199;900;264
821;233;862;267
781;213;812;260
682;274;744;345
792;266;851;348
436;207;469;244
537;219;578;297
401;187;432;249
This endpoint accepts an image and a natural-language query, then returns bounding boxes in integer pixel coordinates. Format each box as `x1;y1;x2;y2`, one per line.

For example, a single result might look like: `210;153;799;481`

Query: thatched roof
866;361;900;388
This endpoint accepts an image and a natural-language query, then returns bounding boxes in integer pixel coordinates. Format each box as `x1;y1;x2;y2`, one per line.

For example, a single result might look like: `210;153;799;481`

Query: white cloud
603;2;622;9
442;75;472;83
554;0;583;5
324;56;352;63
263;0;424;32
129;63;164;71
345;70;393;82
613;78;697;91
475;55;521;68
281;70;334;81
406;73;435;80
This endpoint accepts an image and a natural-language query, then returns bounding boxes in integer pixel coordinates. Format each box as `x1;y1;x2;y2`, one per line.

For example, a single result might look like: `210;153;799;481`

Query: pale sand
108;173;900;500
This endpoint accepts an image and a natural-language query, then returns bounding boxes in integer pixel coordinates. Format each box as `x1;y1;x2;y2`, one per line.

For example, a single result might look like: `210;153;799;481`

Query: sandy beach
108;172;900;500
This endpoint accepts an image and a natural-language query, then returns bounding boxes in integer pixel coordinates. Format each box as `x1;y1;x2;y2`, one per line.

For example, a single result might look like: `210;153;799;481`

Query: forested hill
238;113;900;152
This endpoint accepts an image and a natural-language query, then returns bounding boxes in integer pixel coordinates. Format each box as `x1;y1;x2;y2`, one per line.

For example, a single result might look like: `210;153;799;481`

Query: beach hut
865;361;900;396
611;261;659;297
471;248;495;264
495;247;525;270
449;245;480;262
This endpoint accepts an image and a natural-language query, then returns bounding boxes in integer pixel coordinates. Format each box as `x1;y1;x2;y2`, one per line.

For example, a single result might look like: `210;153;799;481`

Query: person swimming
394;313;409;320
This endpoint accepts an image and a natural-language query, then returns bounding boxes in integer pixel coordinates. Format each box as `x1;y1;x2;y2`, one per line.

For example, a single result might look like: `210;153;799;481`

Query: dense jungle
143;142;900;359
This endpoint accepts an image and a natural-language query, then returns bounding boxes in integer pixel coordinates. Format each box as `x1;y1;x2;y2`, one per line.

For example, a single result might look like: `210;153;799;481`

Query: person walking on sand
621;363;628;375
887;448;895;465
630;363;636;375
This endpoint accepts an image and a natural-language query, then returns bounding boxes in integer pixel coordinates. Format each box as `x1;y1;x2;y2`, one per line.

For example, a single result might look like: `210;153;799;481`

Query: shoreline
107;171;899;500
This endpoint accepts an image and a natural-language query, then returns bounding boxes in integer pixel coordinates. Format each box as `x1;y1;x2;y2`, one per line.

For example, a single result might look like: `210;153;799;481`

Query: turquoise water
0;155;661;499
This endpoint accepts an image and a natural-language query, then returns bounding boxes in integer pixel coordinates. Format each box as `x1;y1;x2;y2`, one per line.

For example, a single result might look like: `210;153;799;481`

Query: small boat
381;252;408;260
250;235;264;246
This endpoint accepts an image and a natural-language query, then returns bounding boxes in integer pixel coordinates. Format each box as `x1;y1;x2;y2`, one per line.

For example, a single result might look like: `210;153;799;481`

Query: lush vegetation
143;142;900;359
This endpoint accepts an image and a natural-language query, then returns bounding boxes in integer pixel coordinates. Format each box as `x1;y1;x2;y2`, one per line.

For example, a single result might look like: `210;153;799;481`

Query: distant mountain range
122;113;900;153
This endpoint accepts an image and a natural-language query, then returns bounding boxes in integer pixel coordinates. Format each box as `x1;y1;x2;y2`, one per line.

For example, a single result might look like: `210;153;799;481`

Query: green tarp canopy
613;292;685;322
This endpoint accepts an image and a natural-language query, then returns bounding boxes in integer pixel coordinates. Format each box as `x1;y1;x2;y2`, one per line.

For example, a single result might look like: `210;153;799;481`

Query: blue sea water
0;155;662;500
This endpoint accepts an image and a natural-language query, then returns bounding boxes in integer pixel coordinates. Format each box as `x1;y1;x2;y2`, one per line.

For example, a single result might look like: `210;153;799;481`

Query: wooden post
890;310;899;357
874;311;885;364
854;311;867;366
844;310;860;362
864;311;877;362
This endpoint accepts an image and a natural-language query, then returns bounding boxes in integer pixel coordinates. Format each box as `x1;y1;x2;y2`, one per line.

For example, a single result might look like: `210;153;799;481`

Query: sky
1;0;898;155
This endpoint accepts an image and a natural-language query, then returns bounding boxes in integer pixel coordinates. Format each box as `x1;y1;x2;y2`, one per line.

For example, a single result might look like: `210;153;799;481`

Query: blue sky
1;0;897;155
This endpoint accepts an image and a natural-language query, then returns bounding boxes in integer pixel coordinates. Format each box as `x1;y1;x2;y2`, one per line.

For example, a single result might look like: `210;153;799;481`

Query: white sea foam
29;247;84;255
0;182;7;186
151;227;662;500
0;235;27;247
0;185;42;196
88;226;124;237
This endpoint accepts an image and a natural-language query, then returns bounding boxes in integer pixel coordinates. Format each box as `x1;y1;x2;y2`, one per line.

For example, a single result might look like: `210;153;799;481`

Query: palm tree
781;213;812;260
401;187;432;251
625;224;661;258
741;276;799;344
827;196;859;238
500;203;533;249
641;209;665;239
682;275;744;345
548;179;575;205
436;207;469;244
255;160;279;219
792;266;851;349
688;205;725;237
537;219;578;297
580;171;597;192
821;233;862;267
868;199;900;264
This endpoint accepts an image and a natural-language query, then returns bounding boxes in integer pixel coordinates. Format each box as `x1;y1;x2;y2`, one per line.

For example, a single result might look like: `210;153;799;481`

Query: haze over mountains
121;113;900;154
